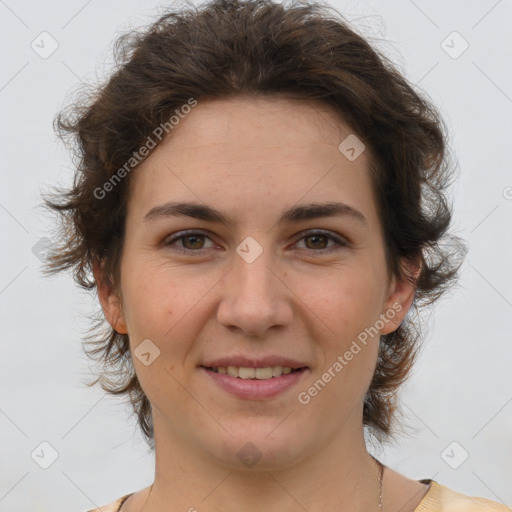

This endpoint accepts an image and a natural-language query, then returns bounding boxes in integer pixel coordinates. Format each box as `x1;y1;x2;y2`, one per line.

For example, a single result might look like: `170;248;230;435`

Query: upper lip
201;356;308;369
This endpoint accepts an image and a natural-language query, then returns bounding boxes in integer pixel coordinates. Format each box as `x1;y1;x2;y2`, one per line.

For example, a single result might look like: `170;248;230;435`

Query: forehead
167;95;351;148
128;96;378;228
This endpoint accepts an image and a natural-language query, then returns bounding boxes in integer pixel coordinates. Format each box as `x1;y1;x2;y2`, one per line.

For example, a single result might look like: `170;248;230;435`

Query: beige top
87;480;512;511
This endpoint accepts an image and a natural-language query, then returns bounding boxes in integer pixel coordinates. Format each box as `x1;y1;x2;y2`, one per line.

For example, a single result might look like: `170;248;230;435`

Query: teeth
239;367;255;379
212;366;298;379
272;365;283;377
227;366;238;377
255;367;273;379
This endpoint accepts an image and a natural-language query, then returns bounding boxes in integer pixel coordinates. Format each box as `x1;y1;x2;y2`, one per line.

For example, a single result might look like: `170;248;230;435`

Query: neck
144;408;383;512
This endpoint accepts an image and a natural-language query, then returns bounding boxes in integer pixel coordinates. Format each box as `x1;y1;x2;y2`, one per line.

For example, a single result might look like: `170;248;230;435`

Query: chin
203;423;308;472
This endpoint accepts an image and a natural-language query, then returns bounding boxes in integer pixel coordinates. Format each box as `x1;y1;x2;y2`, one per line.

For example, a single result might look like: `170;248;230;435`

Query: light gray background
1;0;511;510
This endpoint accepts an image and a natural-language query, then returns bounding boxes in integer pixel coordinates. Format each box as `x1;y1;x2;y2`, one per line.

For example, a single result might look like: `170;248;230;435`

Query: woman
43;0;510;510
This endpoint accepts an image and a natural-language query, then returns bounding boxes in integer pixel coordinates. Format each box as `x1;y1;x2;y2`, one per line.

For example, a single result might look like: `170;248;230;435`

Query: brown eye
304;234;329;250
164;230;216;253
294;230;347;254
181;234;206;250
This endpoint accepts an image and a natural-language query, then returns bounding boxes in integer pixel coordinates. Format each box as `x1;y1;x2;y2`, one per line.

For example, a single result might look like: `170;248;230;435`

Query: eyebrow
144;201;367;226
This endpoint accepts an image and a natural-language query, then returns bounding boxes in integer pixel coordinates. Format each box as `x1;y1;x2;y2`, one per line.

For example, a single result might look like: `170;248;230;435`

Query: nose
216;245;293;336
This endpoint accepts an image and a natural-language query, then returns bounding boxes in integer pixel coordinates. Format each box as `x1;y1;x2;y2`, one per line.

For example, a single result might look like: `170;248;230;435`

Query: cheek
298;266;383;341
120;254;222;351
302;276;381;410
122;264;191;399
119;255;181;341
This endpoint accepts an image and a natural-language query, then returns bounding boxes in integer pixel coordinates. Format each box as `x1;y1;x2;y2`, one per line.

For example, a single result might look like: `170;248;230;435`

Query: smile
208;365;303;379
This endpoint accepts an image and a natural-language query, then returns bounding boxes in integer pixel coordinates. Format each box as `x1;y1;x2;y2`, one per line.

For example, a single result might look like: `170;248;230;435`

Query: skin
95;96;429;511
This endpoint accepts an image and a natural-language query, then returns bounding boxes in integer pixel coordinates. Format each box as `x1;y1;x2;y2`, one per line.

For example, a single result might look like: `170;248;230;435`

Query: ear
379;257;422;335
92;258;128;335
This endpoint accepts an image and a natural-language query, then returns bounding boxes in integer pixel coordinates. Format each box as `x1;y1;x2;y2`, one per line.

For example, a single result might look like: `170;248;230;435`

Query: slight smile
199;356;310;400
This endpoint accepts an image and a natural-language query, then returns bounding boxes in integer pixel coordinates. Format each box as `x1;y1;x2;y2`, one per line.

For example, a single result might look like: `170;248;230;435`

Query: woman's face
98;96;415;469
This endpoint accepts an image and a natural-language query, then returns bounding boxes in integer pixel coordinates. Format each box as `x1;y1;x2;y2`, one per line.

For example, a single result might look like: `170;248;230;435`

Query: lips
201;365;309;400
199;355;310;399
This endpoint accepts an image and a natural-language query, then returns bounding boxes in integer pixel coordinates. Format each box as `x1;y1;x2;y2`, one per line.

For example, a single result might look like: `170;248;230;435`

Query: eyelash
163;229;348;256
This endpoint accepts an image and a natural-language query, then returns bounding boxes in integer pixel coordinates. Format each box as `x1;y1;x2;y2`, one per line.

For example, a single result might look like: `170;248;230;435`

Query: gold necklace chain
371;454;384;510
376;457;384;510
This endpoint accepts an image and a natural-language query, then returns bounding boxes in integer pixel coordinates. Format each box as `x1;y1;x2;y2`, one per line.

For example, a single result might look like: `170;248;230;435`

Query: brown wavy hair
42;0;466;449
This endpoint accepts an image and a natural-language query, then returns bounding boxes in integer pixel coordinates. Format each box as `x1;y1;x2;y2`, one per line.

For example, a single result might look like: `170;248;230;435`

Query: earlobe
92;259;128;335
380;258;422;335
111;312;128;335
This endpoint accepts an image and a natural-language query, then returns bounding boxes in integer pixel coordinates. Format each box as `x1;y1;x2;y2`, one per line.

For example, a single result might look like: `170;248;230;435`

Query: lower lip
201;367;309;400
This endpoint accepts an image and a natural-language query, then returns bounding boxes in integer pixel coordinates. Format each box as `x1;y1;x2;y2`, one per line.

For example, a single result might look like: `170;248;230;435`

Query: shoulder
415;480;512;511
85;493;133;512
